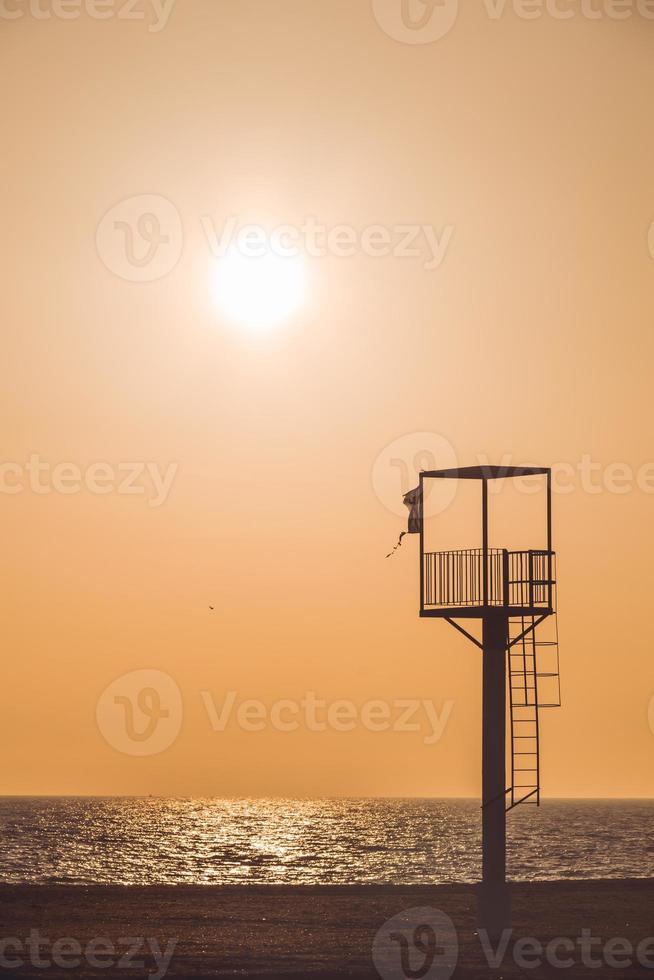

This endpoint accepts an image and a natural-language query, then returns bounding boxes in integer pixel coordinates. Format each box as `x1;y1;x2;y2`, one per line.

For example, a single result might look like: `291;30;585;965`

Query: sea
0;798;652;886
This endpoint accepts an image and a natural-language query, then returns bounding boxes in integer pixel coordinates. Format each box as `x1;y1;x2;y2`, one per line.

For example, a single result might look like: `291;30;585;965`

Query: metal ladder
507;611;561;812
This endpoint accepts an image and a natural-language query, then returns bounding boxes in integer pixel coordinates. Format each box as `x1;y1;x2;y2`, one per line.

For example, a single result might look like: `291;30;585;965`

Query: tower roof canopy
421;465;550;480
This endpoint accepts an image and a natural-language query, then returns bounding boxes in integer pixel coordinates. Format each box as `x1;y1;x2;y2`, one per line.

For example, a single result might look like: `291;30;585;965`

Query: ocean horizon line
1;793;653;802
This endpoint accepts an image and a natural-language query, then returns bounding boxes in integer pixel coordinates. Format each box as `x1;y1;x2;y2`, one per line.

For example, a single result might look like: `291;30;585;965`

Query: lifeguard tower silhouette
403;465;561;933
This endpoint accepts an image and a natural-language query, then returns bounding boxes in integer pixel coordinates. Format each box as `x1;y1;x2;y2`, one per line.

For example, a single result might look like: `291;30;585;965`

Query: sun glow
211;248;306;330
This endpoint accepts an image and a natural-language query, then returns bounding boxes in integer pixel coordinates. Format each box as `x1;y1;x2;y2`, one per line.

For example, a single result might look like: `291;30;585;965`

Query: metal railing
423;548;555;610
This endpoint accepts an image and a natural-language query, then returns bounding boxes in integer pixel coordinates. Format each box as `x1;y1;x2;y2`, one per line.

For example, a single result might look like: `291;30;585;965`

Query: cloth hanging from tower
403;484;422;533
386;484;422;557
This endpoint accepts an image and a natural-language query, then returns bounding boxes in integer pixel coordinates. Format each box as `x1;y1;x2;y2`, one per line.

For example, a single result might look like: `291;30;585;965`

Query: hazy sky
2;1;654;797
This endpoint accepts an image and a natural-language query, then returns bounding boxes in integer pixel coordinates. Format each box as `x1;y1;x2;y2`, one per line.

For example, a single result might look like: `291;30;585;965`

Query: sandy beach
1;879;653;978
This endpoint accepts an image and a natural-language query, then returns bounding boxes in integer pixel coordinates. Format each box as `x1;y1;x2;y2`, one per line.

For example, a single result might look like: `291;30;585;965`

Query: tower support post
478;610;511;937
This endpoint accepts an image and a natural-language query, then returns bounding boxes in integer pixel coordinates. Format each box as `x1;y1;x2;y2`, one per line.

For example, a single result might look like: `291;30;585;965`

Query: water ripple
0;798;651;885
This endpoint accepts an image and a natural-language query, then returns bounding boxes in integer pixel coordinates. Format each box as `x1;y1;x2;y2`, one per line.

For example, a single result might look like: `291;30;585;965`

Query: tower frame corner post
502;548;510;608
419;472;425;615
546;468;553;610
481;477;489;609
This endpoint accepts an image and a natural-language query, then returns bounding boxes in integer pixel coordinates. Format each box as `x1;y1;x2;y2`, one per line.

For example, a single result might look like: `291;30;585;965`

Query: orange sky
2;1;654;797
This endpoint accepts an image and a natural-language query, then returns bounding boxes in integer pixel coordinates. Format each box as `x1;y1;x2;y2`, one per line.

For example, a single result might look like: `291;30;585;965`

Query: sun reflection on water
0;798;651;886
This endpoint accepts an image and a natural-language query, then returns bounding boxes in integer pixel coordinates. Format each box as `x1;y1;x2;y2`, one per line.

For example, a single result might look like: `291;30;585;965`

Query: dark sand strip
0;880;653;978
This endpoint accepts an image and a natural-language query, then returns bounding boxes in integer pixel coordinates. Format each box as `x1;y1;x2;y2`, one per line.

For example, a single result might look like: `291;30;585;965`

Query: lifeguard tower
406;465;561;934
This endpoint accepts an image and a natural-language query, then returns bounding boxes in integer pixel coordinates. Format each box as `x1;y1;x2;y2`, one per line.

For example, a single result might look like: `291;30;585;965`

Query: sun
211;247;306;330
